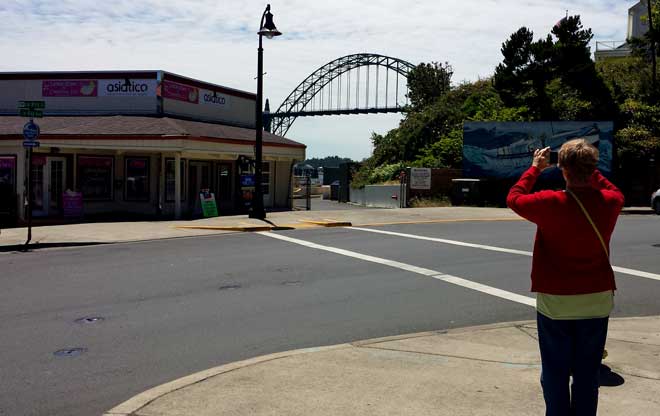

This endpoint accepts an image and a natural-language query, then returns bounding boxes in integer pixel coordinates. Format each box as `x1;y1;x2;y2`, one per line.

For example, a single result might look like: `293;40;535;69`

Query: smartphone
549;151;559;164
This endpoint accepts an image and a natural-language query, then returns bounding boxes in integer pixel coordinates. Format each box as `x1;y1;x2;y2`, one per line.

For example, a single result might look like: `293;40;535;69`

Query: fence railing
595;41;628;51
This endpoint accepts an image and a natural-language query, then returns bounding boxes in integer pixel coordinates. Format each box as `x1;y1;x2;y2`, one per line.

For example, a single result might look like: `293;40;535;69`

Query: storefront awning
0;115;305;149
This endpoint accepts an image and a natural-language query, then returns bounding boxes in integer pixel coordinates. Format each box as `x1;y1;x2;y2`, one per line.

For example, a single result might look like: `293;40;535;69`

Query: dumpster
450;179;483;206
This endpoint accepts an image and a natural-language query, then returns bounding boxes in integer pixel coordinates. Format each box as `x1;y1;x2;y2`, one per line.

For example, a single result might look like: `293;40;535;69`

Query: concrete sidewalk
2;206;653;250
0;207;524;249
104;316;660;416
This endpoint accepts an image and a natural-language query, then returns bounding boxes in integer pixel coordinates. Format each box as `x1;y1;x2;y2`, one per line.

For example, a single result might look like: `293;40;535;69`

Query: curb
102;320;536;416
102;344;352;416
298;219;353;227
174;225;275;232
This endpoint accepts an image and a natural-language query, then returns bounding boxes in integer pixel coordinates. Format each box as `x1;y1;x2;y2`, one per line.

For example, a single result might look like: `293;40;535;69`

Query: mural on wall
463;122;614;179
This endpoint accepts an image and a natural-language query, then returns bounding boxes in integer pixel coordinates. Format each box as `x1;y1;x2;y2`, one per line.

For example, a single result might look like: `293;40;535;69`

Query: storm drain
75;316;105;324
219;284;242;291
54;348;87;357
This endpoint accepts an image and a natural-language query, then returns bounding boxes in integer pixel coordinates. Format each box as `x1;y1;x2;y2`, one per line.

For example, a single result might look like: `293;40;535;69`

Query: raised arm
506;147;554;224
590;170;625;207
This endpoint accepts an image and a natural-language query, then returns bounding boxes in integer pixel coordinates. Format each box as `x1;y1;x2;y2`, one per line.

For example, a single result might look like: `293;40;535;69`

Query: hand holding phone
549;151;559;165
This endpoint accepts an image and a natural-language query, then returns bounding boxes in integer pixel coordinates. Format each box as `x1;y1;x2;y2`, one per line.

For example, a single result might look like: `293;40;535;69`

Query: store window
262;162;270;195
165;159;186;202
78;156;114;200
0;156;17;215
125;157;150;201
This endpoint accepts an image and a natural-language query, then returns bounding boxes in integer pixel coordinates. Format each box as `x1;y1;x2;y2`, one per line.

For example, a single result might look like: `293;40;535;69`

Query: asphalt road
0;216;659;416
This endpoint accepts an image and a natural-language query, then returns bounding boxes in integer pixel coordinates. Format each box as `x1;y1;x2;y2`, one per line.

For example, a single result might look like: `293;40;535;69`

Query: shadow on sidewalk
0;242;107;253
599;364;625;387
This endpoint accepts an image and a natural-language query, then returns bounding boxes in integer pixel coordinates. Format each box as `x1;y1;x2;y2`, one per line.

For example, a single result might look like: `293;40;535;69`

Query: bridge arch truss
269;53;416;137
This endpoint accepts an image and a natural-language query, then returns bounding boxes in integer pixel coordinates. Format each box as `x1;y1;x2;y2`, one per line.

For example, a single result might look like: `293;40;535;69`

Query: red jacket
507;167;624;295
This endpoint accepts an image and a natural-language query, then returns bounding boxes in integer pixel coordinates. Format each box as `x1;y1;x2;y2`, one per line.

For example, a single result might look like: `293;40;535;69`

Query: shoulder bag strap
567;189;609;259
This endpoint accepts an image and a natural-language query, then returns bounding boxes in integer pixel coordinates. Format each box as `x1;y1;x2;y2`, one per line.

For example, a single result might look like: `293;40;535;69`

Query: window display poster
125;157;150;200
63;190;84;218
0;156;16;212
78;156;113;200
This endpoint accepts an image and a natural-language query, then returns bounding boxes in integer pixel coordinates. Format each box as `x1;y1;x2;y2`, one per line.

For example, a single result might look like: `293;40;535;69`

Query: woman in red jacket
507;139;624;416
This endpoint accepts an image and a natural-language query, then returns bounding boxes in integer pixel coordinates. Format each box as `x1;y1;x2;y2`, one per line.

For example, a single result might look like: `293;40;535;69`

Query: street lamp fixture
249;4;282;220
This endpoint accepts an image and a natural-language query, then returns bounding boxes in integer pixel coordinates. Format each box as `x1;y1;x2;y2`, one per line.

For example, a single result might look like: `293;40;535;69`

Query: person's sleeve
506;166;550;224
590;170;625;208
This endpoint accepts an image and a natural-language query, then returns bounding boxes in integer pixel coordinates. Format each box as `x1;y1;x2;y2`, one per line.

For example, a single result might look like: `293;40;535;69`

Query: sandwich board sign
199;189;219;218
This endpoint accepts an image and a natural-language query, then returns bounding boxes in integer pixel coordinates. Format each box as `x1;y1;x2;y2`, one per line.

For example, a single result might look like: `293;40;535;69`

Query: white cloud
0;0;636;159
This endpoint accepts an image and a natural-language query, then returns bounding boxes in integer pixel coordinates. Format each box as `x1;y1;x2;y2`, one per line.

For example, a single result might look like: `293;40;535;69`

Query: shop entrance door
32;156;67;217
188;161;212;216
216;163;233;211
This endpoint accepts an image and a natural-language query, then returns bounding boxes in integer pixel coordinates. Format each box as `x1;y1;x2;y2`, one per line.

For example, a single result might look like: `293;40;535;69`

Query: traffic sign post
18;101;45;246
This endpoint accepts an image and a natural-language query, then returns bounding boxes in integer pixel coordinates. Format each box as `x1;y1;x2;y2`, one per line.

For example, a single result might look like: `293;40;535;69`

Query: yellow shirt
536;291;614;320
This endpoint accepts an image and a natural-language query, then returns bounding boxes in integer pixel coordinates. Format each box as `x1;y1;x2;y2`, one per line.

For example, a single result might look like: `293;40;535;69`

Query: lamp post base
248;208;266;220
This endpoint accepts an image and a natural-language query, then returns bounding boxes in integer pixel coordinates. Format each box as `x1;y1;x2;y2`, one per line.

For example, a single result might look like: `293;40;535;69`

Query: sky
0;0;636;160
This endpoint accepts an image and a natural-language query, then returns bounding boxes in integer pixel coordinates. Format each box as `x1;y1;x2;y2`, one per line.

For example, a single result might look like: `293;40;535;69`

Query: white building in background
595;1;650;61
0;71;305;225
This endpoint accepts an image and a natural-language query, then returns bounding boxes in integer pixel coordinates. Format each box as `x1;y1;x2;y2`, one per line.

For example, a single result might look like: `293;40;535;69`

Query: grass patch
409;196;452;208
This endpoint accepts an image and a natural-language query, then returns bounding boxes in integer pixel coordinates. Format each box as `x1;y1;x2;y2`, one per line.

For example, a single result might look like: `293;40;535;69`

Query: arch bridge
268;53;416;137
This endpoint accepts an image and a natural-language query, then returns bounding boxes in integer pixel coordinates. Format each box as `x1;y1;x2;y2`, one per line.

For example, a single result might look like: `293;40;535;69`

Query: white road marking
258;231;536;307
351;227;532;256
350;227;660;282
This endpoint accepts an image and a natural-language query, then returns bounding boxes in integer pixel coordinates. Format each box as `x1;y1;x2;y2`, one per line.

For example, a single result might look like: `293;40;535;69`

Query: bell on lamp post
250;4;282;220
258;5;282;39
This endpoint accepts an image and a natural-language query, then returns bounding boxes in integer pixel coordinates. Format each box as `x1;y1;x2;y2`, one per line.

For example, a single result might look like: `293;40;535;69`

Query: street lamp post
249;4;282;220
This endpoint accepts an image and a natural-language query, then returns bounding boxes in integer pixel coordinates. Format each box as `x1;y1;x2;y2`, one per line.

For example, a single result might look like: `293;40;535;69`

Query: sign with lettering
19;101;46;109
63;191;84;218
200;89;231;108
199;190;218;217
43;80;98;97
161;81;199;104
99;79;157;97
410;168;432;190
0;156;15;169
240;174;256;187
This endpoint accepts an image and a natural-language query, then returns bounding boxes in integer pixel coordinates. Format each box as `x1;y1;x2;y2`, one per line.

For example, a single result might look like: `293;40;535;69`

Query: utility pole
648;0;658;98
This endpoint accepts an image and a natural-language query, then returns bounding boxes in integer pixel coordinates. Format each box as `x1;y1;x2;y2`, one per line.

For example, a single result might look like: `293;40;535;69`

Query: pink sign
32;155;47;166
43;80;98;97
78;156;112;168
129;159;147;169
0;157;15;169
63;191;84;218
161;80;199;104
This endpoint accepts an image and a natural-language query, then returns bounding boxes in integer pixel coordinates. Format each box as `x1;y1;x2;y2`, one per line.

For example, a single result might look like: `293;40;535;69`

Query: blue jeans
537;312;609;416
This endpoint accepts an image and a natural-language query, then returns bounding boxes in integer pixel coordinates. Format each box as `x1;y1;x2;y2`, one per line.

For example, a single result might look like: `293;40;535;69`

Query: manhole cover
54;348;87;357
219;284;242;291
282;281;302;286
75;317;105;324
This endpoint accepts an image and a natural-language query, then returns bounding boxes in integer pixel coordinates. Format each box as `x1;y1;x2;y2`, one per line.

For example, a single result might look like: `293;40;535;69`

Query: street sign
23;121;40;148
19;109;44;118
19;100;46;110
